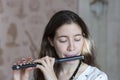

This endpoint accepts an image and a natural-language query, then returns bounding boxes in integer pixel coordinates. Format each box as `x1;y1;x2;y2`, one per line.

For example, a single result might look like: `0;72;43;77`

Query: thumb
13;70;21;80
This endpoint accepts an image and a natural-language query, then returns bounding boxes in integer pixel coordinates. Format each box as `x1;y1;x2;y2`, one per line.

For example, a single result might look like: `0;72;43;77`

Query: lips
64;54;78;57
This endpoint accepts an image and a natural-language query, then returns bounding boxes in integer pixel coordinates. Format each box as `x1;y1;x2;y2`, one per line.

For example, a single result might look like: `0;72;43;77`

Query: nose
67;40;75;51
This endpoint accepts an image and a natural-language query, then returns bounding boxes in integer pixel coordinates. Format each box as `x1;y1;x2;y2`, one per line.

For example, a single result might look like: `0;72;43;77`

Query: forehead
56;23;82;36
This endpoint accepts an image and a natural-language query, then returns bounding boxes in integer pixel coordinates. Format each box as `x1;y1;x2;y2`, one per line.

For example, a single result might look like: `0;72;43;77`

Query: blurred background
0;0;120;80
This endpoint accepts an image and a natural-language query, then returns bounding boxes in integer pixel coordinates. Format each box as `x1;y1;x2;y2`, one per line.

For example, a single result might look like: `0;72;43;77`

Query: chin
65;60;79;64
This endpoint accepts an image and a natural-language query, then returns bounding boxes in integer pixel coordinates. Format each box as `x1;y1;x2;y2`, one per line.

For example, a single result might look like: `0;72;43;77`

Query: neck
58;62;89;80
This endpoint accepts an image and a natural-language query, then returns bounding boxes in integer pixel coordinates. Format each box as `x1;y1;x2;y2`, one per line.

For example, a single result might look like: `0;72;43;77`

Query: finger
34;57;55;68
49;57;55;66
45;56;55;67
43;56;55;67
44;56;51;66
34;59;47;67
26;57;33;63
20;67;34;80
13;70;21;80
36;64;46;72
40;57;53;68
21;69;30;80
16;58;26;66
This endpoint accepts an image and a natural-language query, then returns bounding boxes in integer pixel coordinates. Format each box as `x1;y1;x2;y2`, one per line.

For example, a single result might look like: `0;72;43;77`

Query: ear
48;37;54;46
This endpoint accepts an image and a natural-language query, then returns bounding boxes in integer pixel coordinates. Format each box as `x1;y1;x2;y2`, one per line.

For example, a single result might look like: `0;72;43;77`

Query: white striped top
76;66;108;80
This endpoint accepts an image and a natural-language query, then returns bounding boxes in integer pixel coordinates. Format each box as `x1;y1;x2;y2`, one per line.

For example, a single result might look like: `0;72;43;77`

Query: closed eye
74;36;82;41
58;37;67;43
74;38;81;41
59;40;67;43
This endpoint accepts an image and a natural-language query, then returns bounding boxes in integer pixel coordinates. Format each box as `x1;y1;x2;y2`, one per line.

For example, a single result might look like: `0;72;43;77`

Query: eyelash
59;38;81;43
74;38;81;41
59;40;67;43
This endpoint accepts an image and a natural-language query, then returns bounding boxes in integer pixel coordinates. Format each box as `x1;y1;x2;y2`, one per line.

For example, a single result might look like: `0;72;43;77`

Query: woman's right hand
12;57;34;80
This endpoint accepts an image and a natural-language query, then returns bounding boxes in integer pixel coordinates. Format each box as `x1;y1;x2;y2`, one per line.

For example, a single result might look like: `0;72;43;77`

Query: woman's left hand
34;56;57;80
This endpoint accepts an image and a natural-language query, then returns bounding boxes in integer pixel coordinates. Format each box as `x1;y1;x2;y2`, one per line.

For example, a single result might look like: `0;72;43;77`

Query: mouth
64;54;78;58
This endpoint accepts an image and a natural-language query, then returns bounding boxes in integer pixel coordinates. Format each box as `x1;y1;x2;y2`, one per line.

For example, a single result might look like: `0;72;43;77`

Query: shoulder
77;66;108;80
87;66;108;80
94;72;108;80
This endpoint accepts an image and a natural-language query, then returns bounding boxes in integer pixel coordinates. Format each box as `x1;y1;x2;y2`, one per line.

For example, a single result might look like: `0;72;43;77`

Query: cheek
54;46;66;58
75;40;84;51
54;43;67;54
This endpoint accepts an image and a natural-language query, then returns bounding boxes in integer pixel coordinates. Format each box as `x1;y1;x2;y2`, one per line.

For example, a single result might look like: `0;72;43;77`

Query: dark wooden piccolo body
12;55;84;70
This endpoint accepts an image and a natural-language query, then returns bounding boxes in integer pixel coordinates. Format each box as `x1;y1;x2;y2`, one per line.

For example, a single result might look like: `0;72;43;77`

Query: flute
12;55;84;70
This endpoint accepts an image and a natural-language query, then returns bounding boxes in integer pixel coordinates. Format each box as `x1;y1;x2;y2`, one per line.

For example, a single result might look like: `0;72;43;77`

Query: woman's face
50;23;84;58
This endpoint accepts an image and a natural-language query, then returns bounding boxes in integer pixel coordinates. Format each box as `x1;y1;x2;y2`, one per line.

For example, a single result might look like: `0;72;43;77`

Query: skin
51;23;84;59
50;23;86;80
13;23;88;80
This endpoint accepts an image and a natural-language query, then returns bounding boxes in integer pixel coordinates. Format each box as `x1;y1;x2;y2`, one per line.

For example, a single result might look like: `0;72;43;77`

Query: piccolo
12;55;84;70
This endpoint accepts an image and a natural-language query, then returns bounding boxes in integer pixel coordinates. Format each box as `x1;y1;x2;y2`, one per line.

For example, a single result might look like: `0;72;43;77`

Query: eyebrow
74;34;82;36
57;34;82;38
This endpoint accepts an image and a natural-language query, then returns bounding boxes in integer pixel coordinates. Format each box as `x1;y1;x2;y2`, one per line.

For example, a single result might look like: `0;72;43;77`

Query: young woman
13;10;108;80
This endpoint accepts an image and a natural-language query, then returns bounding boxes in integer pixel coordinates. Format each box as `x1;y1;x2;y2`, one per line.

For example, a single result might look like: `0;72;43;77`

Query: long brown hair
34;10;97;80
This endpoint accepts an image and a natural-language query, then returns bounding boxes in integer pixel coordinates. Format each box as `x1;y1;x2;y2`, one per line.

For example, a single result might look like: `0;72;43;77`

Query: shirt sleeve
95;73;108;80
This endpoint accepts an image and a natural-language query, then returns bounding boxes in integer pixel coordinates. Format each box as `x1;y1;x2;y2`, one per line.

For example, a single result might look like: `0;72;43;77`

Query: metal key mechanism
12;55;84;70
12;62;35;70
